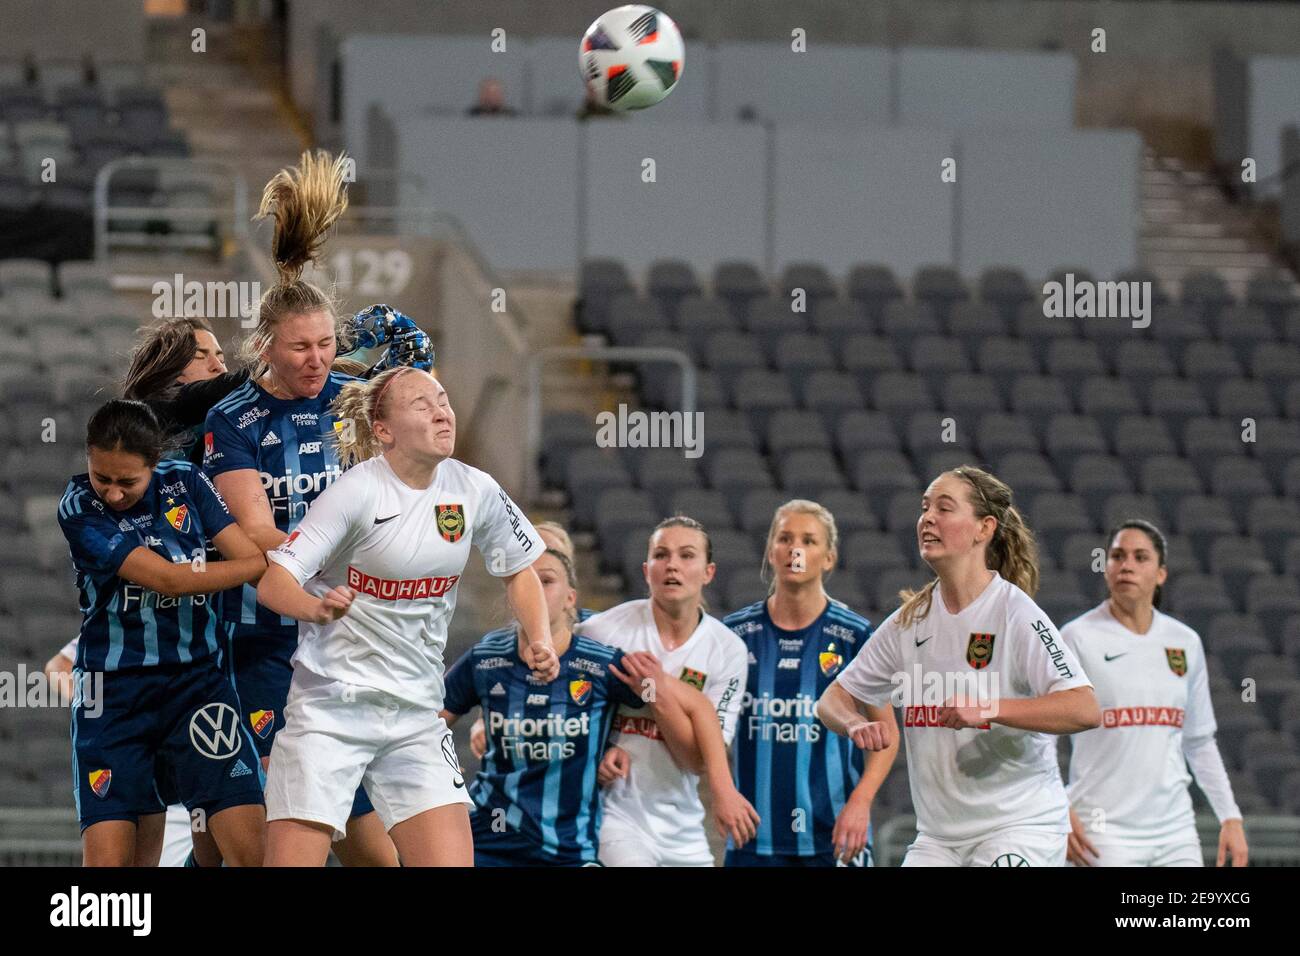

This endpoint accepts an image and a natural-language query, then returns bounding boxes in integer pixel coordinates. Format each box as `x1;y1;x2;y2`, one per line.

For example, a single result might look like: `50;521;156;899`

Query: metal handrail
524;345;697;502
93;156;249;260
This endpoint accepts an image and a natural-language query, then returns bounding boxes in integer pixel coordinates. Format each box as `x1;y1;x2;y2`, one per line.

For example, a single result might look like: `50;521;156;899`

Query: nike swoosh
374;514;400;525
915;637;932;648
453;778;465;789
1104;653;1128;662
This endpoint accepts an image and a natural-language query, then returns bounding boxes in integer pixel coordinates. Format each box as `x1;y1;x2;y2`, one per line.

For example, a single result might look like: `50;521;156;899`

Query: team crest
250;709;274;738
436;504;465;542
569;679;592;706
163;499;190;533
1165;648;1187;677
679;667;707;690
966;633;996;670
819;643;843;677
88;769;111;798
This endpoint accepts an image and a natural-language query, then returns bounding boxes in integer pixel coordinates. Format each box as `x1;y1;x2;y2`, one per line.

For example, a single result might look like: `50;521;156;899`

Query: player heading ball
816;466;1101;867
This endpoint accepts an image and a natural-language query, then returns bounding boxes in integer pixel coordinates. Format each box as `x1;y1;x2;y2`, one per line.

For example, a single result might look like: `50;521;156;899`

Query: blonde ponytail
241;150;353;379
896;465;1040;628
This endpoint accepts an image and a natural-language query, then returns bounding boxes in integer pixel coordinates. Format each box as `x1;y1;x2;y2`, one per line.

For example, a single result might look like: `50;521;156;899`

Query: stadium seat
1045;414;1108;476
977;266;1034;322
798;370;865;430
777;449;847;494
1120;268;1173;307
813;489;877;535
577;258;634;334
848;448;919;515
705;330;766;376
634;451;701;516
737;488;791;537
874;565;926;614
703;448;775;515
1069;455;1134;527
1058;531;1107;603
869;371;934;416
973;413;1038;460
646;259;702;316
1166;574;1234;636
1174;495;1239;567
1211;457;1275;527
593;488;658;552
911;265;968;322
1210;305;1279;367
1078;377;1142;443
1098;492;1166;534
1246;497;1300;570
945;301;1007;352
668;489;736;533
673;295;739;357
1008;376;1073;439
712;260;769;316
1182;341;1244;403
1248;754;1300;807
842;530;908;580
1030;492;1093;559
877;301;941;357
845;263;904;320
903;409;964;460
809;298;871;352
540;411;594;489
840;333;903;393
993;451;1062;515
779;262;838;305
1208;537;1275;609
909;334;970;392
765;409;831;458
0;257;54;295
731;369;797;435
1180;270;1236;318
564;448;633;529
1245;271;1299;329
1183;417;1247;484
941;374;1005;422
743;295;807;356
771;331;836;379
1112;416;1178;482
606;294;667;347
698;408;758;452
1146;304;1209;366
1146;378;1210;438
1246;576;1300;639
1114;341;1176;404
833;410;900;460
1249;343;1300;409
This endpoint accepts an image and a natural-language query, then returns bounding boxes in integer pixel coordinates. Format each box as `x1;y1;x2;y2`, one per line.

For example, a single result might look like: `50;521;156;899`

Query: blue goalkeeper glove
344;304;435;373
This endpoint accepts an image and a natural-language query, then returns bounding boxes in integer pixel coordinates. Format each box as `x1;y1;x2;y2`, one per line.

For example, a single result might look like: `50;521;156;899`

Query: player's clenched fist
598;745;631;787
845;719;891;751
313;585;355;624
523;641;561;682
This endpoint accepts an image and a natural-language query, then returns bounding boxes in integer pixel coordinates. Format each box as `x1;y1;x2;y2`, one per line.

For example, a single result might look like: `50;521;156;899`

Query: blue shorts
71;660;265;832
225;622;375;819
725;845;871;867
470;813;598;867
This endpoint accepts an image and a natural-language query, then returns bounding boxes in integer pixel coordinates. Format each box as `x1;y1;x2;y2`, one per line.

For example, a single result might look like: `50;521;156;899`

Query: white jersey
1063;602;1228;845
266;455;542;710
575;599;748;853
836;572;1093;845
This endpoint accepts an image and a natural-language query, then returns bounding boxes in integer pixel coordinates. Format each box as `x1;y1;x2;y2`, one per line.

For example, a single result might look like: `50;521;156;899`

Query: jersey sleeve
835;614;902;707
1181;634;1217;740
606;648;645;709
442;648;478;716
471;478;543;577
265;472;368;584
706;636;749;746
202;406;257;477
1009;598;1093;697
58;501;141;577
186;465;235;540
153;371;250;430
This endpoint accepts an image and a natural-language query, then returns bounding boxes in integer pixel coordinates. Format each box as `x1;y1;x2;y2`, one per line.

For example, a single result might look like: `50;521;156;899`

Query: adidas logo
489;682;506;696
261;431;281;446
229;759;253;779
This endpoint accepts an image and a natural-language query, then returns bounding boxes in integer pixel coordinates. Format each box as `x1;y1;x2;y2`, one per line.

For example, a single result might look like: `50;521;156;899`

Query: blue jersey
58;460;235;672
203;372;354;629
723;597;874;857
443;626;643;864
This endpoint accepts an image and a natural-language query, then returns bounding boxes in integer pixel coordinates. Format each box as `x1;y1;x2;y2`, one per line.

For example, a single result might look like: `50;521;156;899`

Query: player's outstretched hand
832;792;871;865
315;585;355;624
469;717;487;759
597;745;630;787
523;641;561;682
1066;807;1099;867
609;651;665;702
1217;818;1248;867
845;719;891;751
711;782;760;848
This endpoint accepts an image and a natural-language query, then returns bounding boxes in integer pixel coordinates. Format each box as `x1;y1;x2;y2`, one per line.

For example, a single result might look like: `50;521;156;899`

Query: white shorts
1070;837;1204;867
265;664;472;841
902;828;1068;867
598;818;715;867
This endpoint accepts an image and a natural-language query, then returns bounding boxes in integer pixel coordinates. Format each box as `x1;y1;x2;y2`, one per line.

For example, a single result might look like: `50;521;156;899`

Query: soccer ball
579;5;685;111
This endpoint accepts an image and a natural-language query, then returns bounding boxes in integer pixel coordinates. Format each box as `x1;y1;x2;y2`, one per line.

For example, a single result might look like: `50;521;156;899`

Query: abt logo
189;703;243;759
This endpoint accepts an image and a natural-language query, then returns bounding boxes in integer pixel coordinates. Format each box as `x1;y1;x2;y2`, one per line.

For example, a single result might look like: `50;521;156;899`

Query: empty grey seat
704;448;775;503
976;337;1039;390
737;488;792;536
1070;455;1134;527
940;373;1004;419
1180;270;1235;317
834;410;901;460
1209;537;1275;609
731;369;797;435
911;265;969;321
713;260;769;314
668;489;736;532
778;449;847;493
701;407;759;452
766;409;832;458
992;451;1062;516
909;334;970;391
594;488;659;550
541;411;597;487
1249;755;1300;807
878;301;940;356
646;259;702;311
705;331;767;376
1181;341;1243;402
1210;305;1279;366
779;262;837;304
978;266;1034;321
673;295;738;356
1045;339;1107;399
578;258;634;334
1147;303;1210;365
772;332;837;378
850;449;919;517
0;257;54;295
975;413;1038;460
1078;377;1141;442
604;292;660;346
869;372;934;416
1214;378;1276;420
799;370;865;429
1116;267;1171;306
843;531;908;578
1182;417;1246;484
1166;574;1234;635
846;263;904;319
1246;576;1300;638
814;489;877;535
1101;492;1167;533
0;569;71;616
1249;343;1300;408
1031;493;1094;558
1146;377;1209;435
1035;568;1090;625
1114;340;1176;404
1112;415;1177;479
1246;497;1300;569
1045;414;1108;475
1245;271;1299;327
1012;300;1076;365
565;449;634;529
924;447;981;480
1174;494;1238;566
724;575;768;611
809;299;871;352
633;451;702;516
946;301;1007;349
618;525;659;580
840;334;903;391
1211;457;1275;527
1059;530;1107;600
744;295;808;355
903;409;965;459
881;494;929;566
